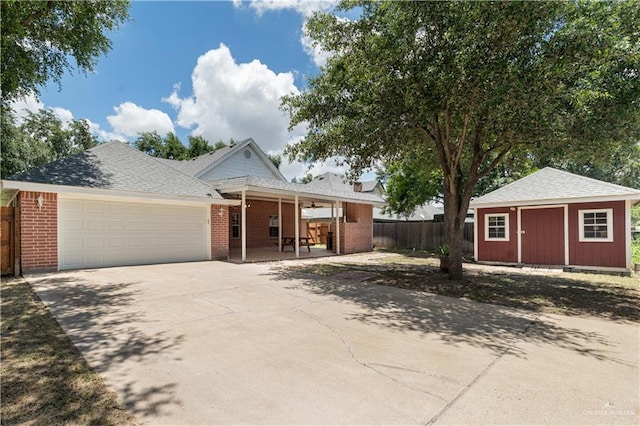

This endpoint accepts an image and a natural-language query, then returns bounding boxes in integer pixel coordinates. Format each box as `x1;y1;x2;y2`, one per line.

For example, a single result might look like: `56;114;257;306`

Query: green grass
0;278;138;425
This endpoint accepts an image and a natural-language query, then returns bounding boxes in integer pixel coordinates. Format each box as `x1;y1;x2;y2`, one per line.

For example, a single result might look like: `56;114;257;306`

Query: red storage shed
470;168;640;273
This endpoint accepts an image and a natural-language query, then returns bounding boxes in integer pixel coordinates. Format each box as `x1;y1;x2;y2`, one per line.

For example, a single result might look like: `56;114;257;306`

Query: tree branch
454;88;479;168
477;145;512;179
21;1;55;28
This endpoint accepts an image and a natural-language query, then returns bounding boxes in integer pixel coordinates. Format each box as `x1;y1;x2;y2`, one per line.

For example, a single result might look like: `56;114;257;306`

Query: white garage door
59;198;209;270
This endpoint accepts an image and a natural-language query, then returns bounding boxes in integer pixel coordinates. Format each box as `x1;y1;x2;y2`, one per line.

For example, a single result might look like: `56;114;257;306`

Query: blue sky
11;0;366;180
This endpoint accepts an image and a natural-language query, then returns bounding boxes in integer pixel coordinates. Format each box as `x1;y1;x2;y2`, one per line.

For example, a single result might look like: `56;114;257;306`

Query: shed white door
59;198;209;270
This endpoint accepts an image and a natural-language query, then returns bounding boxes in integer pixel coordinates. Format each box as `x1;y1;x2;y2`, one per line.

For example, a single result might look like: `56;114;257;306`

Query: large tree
282;0;640;279
188;135;216;157
1;0;130;104
134;132;225;160
1;107;99;177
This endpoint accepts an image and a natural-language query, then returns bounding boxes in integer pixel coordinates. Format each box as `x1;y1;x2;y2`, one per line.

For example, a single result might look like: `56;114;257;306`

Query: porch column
295;195;300;258
336;200;341;255
516;207;522;264
278;198;282;252
473;208;478;261
241;190;247;262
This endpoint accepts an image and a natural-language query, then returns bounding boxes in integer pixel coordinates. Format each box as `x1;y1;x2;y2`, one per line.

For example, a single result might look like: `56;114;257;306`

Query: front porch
212;175;384;262
228;246;336;263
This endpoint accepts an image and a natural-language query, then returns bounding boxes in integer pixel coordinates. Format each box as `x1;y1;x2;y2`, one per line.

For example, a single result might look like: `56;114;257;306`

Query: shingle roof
7;141;223;200
361;180;381;193
471;167;640;207
212;175;385;204
307;172;380;193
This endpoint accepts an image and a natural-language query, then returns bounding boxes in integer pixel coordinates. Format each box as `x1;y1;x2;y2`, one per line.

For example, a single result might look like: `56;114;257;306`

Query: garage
58;198;209;270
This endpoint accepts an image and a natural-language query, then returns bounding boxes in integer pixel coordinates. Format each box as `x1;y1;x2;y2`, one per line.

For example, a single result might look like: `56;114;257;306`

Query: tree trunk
443;169;474;280
444;189;465;280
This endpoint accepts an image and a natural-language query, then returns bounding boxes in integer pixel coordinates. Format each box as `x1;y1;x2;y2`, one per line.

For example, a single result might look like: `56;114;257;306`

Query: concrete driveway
27;259;639;425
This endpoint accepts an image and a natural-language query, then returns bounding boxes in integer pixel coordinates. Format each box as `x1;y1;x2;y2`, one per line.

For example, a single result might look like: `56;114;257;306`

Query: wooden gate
1;207;15;275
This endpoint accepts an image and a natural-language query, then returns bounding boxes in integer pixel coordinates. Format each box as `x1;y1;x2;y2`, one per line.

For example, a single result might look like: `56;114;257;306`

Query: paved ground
27;258;639;425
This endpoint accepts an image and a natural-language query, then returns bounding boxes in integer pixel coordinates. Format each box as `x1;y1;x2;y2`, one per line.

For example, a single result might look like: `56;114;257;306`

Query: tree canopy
282;0;640;279
1;0;130;104
134;132;224;160
1;106;99;177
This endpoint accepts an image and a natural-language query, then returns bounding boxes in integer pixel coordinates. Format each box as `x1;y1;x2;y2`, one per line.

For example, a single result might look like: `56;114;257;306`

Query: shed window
485;213;509;241
231;212;240;239
269;215;279;238
579;209;613;242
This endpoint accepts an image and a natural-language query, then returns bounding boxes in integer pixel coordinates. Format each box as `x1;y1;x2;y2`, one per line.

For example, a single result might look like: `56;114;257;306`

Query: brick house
1;139;384;274
470;167;640;273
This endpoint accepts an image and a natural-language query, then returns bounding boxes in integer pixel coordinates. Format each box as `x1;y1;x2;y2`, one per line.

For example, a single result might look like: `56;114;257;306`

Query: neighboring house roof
307;172;383;195
160;138;286;181
4;141;223;200
471;167;640;208
374;204;444;222
301;207;343;220
362;180;384;194
211;175;386;205
302;205;439;221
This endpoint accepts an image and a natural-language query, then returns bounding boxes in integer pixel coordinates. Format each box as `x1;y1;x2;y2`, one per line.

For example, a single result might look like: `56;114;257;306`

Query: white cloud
107;102;175;138
51;106;74;129
86;120;127;142
235;0;337;17
165;43;304;153
300;23;332;67
8;94;44;124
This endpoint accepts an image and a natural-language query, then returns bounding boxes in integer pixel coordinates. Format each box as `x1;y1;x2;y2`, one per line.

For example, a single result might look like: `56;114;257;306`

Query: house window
485;213;509;241
579;209;613;242
269;215;279;238
231;212;240;239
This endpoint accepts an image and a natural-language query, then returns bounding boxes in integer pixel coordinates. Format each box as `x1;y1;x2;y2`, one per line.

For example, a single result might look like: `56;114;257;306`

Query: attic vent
244;149;252;159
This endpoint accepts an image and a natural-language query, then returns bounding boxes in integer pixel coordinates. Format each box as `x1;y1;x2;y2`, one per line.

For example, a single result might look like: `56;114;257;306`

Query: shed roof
5;141;223;200
471;167;640;207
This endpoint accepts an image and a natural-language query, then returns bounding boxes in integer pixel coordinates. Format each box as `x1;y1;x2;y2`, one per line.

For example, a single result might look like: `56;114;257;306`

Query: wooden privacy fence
373;222;474;253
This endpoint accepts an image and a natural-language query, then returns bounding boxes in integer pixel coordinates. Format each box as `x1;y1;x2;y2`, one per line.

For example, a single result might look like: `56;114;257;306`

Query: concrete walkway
27;259;639;425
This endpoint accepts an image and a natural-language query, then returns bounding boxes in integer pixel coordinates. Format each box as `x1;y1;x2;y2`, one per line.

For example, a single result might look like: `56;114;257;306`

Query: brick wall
337;203;373;254
211;205;230;260
19;191;58;271
229;199;307;249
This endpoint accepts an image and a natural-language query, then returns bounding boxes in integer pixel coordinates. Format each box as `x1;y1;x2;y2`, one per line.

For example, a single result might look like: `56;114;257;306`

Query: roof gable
160;138;286;182
471;167;640;207
6;141;222;200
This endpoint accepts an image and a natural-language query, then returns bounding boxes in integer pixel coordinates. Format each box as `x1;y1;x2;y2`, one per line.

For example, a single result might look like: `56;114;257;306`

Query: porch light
36;194;44;209
218;206;225;217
